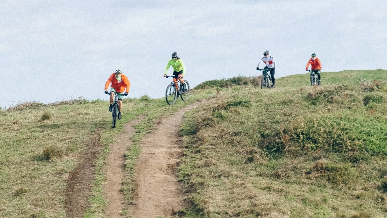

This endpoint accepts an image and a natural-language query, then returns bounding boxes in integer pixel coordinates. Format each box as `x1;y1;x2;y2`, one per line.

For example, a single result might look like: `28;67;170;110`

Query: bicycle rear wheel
180;81;190;101
112;103;118;128
166;84;177;105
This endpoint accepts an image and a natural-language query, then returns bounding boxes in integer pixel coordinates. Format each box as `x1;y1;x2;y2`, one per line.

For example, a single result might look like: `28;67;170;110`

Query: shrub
351;212;371;218
14;187;28;196
360;80;384;92
363;94;383;106
378;180;387;193
140;95;151;101
42;145;63;160
41;111;51;121
195;76;260;89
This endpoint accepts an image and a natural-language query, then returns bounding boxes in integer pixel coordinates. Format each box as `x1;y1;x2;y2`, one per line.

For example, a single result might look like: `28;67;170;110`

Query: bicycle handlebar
256;67;269;71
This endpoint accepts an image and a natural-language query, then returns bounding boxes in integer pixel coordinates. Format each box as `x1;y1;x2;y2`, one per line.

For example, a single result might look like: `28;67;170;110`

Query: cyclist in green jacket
164;52;186;92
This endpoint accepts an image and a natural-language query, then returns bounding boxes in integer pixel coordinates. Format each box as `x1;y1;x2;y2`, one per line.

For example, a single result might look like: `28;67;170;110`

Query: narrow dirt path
65;132;102;218
130;103;200;218
103;117;143;217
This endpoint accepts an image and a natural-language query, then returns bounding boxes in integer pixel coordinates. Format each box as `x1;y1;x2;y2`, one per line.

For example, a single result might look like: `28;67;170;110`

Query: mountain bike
106;91;120;128
165;76;190;105
257;67;271;89
309;70;320;86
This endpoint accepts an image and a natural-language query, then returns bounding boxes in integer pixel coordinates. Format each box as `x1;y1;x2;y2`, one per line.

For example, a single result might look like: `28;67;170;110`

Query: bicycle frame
165;75;190;105
309;70;319;86
106;91;120;128
257;68;271;89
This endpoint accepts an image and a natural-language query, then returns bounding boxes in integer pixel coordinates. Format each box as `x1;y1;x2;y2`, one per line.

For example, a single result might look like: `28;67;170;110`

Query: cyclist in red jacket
306;53;322;85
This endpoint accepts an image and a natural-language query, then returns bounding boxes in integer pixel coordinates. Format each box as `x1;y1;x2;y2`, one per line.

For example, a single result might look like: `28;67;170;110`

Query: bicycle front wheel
112;103;118;128
166;84;177;105
180;81;190;101
311;75;316;86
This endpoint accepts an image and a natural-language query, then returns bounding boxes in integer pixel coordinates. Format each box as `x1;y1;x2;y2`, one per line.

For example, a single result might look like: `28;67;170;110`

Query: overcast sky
1;0;386;109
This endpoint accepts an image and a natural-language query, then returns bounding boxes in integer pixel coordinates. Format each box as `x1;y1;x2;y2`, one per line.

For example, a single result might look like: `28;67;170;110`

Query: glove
124;93;128;96
104;90;109;94
256;67;260;70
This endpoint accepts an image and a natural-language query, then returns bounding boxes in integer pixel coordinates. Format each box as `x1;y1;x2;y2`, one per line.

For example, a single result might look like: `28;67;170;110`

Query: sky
1;0;387;109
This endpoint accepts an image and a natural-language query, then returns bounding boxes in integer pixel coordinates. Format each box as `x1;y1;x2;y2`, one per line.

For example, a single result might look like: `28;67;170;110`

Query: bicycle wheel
261;75;265;89
180;81;190;101
165;84;177;105
112;103;118;128
310;74;315;86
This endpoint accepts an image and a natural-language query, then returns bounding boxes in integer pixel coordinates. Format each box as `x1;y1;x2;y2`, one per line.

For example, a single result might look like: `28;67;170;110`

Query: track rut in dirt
129;102;200;218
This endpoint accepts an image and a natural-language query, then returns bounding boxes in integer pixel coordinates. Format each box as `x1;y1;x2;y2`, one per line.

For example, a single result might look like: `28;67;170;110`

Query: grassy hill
179;69;387;218
0;69;386;218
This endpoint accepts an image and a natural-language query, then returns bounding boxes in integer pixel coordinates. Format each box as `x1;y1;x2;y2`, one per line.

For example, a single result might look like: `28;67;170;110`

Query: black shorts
173;70;183;79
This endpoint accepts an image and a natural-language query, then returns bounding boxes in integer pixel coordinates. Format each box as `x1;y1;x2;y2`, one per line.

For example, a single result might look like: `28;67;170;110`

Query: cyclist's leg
117;94;123;120
173;71;179;91
178;70;184;84
115;93;124;112
316;70;321;81
270;68;275;86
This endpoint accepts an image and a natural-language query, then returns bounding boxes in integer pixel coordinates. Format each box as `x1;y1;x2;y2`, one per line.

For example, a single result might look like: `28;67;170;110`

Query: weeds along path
130;102;200;218
103;116;144;218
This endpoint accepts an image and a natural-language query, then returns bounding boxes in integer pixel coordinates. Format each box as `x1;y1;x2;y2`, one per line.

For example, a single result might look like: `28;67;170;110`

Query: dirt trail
65;133;102;218
103;117;143;217
129;103;199;218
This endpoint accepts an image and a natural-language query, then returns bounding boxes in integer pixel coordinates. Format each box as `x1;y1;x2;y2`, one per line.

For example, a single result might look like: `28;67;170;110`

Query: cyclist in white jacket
257;50;276;87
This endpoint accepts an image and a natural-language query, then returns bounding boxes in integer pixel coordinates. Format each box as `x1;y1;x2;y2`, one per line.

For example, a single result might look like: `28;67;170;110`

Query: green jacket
164;59;186;75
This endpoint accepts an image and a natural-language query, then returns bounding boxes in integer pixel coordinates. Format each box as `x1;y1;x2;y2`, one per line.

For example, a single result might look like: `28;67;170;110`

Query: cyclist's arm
317;58;322;70
164;60;172;75
306;59;311;70
123;75;130;93
257;60;263;69
271;57;276;68
180;59;186;76
104;74;114;90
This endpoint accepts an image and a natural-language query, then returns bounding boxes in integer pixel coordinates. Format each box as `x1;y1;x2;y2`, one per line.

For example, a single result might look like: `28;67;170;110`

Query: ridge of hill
0;69;386;218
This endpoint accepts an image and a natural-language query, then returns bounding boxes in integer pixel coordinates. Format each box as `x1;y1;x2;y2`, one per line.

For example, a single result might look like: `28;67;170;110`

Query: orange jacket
306;57;322;70
105;73;130;93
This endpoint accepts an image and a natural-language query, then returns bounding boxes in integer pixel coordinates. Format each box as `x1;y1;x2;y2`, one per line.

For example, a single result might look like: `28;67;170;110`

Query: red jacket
105;73;130;93
306;57;322;70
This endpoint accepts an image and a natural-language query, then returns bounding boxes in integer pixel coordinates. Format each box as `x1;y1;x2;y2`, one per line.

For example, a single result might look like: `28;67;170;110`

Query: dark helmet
115;69;122;74
172;52;179;59
311;53;316;57
263;50;269;56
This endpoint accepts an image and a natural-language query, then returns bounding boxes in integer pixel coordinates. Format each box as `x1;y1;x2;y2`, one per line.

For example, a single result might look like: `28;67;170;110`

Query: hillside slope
179;70;387;218
1;70;386;218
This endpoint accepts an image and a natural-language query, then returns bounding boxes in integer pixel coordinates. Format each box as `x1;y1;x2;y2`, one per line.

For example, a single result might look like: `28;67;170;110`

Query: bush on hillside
195;76;260;89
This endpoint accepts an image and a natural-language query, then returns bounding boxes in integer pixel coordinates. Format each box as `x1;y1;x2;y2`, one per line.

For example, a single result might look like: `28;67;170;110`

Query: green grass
1;70;387;217
179;70;387;218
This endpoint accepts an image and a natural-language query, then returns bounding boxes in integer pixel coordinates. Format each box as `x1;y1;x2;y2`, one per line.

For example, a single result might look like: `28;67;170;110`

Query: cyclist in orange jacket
104;69;130;120
306;53;322;85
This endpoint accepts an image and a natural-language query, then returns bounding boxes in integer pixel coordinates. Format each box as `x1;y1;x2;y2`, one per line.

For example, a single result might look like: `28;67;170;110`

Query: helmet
172;52;179;59
263;50;269;56
115;69;122;74
311;53;316;57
